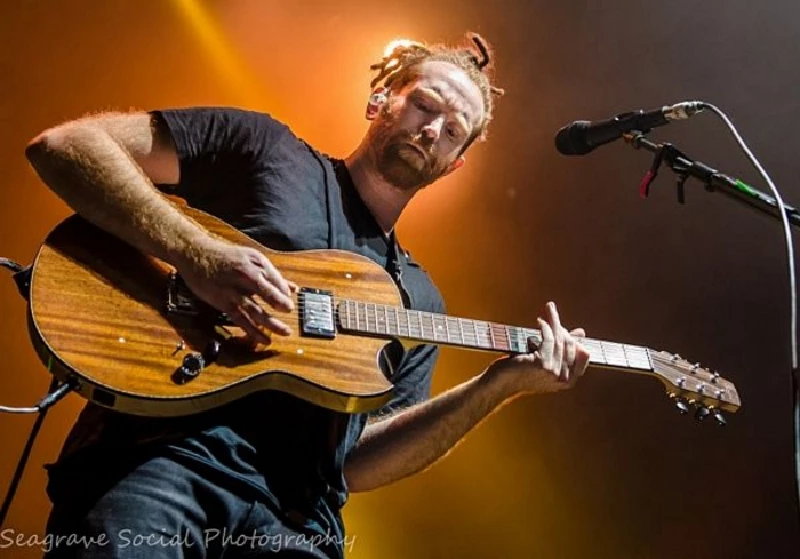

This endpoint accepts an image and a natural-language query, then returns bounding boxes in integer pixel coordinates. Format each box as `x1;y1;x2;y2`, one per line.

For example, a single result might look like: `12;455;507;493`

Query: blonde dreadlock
369;33;505;146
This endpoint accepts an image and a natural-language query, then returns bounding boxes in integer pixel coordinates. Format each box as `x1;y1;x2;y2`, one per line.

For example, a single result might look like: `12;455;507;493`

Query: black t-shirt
51;107;445;536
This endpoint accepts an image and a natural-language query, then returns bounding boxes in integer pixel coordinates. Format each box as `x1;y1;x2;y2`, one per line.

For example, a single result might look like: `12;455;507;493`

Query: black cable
0;258;75;527
0;378;59;529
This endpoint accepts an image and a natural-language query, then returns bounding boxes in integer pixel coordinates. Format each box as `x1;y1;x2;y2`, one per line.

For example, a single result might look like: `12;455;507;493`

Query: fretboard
337;300;652;371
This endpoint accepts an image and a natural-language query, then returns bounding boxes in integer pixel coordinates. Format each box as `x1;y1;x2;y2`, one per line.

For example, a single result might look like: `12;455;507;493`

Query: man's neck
344;144;417;236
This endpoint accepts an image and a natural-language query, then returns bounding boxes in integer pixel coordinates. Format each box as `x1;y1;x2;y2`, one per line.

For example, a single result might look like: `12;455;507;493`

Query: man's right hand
177;238;296;344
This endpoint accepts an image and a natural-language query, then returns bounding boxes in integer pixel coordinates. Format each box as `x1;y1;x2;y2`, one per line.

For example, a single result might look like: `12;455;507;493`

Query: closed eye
446;124;464;141
413;98;433;113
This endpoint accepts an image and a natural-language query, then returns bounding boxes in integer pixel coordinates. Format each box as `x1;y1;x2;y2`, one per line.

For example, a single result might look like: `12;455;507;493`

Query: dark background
1;1;798;557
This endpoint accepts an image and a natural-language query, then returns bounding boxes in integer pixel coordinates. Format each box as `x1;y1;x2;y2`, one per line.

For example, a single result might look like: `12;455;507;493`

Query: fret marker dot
345;273;352;279
118;337;126;343
296;349;304;354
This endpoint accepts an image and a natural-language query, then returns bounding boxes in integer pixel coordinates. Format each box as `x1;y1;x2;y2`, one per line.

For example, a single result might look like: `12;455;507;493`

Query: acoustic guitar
26;206;741;421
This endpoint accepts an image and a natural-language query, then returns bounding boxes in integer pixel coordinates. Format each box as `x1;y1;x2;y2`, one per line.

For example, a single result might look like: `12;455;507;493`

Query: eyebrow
417;86;471;135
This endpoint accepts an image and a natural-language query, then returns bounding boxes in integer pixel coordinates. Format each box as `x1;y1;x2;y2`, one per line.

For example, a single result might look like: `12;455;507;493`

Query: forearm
25;120;213;270
344;366;517;492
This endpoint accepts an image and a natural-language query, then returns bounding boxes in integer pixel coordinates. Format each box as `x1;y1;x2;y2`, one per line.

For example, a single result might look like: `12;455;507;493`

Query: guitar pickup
299;288;336;339
166;273;200;316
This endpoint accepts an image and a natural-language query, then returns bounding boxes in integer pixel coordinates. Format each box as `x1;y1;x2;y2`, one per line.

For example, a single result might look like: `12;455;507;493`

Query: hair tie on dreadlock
468;33;491;70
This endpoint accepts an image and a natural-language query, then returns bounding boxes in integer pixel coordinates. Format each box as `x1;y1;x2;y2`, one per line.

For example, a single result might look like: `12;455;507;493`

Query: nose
420;116;445;143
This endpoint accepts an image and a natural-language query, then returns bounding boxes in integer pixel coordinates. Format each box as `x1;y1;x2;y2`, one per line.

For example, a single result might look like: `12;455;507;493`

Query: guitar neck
336;300;653;372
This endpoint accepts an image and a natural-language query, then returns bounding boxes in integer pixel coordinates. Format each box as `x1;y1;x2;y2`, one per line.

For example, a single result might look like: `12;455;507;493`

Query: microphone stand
624;129;800;536
623;131;800;229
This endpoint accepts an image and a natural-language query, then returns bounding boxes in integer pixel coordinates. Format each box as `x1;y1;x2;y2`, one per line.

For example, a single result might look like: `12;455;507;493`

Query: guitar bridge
299;288;336;339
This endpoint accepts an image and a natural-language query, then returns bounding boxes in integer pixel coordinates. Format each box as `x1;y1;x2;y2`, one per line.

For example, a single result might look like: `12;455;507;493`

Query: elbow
343;457;374;494
25;132;51;165
343;469;371;494
25;122;95;166
25;128;69;168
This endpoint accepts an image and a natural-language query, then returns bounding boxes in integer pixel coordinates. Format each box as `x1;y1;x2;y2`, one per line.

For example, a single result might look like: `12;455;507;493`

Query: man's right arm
25;112;214;270
25;111;294;341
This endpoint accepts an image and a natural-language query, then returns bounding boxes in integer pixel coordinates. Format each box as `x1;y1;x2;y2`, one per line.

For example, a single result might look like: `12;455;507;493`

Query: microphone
555;101;706;155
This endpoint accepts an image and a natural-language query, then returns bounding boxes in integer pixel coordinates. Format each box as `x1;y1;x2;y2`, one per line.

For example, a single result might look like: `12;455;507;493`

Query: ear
442;155;466;177
365;87;388;120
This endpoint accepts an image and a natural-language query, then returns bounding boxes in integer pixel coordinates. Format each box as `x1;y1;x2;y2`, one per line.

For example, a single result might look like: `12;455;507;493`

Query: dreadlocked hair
369;32;505;145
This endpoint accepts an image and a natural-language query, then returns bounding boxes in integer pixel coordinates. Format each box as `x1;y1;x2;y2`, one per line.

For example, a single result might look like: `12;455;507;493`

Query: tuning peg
711;408;726;426
674;397;690;414
695;405;710;421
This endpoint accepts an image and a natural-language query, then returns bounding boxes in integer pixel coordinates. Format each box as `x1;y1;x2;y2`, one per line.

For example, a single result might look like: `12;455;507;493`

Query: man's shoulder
152;106;295;138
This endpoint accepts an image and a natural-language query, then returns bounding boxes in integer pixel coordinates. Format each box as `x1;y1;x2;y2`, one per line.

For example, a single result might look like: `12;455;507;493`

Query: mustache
391;133;432;158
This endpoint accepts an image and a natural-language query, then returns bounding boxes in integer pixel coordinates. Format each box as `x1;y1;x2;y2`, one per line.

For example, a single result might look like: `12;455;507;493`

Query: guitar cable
0;257;75;529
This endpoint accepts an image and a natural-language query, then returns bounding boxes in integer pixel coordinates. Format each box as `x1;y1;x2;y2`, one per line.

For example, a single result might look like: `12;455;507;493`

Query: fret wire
474;321;482;347
349;301;354;330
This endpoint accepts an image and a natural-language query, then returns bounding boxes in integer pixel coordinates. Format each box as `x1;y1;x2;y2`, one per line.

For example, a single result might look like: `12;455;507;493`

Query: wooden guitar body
28;208;398;416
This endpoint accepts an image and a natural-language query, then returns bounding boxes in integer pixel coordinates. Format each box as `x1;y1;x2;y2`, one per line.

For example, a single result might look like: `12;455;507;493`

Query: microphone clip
628;132;691;204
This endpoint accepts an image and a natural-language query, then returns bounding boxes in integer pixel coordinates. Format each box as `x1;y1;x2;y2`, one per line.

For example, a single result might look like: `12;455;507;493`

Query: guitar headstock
649;350;741;424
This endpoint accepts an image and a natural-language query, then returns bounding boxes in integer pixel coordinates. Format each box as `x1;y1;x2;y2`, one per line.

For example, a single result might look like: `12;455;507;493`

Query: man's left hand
486;301;591;396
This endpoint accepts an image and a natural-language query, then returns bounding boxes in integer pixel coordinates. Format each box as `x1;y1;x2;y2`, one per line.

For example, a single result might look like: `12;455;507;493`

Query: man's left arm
344;302;590;493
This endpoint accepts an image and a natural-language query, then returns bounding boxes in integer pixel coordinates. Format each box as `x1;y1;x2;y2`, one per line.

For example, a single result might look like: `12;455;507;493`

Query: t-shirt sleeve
150;107;289;205
369;344;440;419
